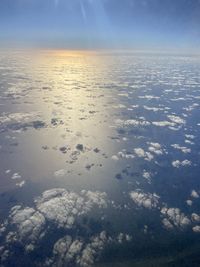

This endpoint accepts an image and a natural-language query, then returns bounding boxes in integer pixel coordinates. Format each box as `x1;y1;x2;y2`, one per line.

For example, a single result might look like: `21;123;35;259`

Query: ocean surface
0;50;200;266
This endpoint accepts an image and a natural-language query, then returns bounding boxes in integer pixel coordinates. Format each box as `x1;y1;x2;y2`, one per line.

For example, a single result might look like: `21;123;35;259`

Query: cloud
111;155;119;161
191;190;199;199
134;148;146;158
191;213;200;222
152;121;175;127
143;106;164;112
171;144;191;153
192;226;200;233
172;160;191;168
148;142;164;155
161;207;190;230
139;95;160;100
152;115;185;130
11;173;21;180
185;134;195;140
143;171;151;179
115;118;150;128
0;185;133;266
0;188;109;265
129;190;160;209
0;112;46;132
134;148;154;161
167;115;185;125
54;169;68;178
34;189;107;229
51;231;132;267
186;200;193;206
117;150;135;159
185;139;195;145
10;205;46;241
16;180;26;188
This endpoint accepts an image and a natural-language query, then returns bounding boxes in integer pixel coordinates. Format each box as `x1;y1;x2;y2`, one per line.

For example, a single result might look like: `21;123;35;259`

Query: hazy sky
0;0;200;50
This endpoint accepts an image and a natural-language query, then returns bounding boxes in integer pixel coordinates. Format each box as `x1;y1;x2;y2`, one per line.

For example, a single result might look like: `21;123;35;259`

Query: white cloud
111;155;119;161
10;206;45;242
118;150;135;159
185;139;195;145
34;189;107;229
143;106;164;112
115;119;150;128
172;160;191;168
139;95;160;100
171;144;191;153
148;142;164;155
191;190;199;199
130;190;159;209
161;207;190;230
142;171;151;182
0;188;109;263
185;134;195;139
134;148;145;158
167;115;185;125
192;226;200;233
51;231;132;267
152;121;175;127
0;112;44;131
191;213;200;222
16;180;26;188
134;148;154;161
11;173;22;180
54;169;68;178
186;200;193;206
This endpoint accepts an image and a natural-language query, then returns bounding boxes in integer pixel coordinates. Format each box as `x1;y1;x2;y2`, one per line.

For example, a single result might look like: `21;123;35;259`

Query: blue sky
0;0;200;50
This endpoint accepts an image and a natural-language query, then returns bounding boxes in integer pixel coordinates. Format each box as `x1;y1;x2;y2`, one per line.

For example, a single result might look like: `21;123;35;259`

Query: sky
0;0;200;50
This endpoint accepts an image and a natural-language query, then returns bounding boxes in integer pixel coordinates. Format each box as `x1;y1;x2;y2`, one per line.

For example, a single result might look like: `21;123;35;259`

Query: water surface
0;50;200;266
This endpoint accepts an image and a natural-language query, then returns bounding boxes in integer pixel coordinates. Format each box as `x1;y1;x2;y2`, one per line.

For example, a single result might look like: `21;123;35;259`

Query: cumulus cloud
111;155;119;161
115;118;150;128
186;200;193;206
171;144;191;153
143;106;164;112
192;226;200;233
0;112;45;131
34;189;107;229
152;114;185;130
0;184;133;266
129;190;160;209
50;231;132;267
191;213;200;222
191;190;199;199
142;170;152;183
0;188;110;265
172;160;191;168
167;115;185;125
148;142;164;155
185;134;195;140
185;139;195;145
117;150;135;159
134;148;154;161
161;207;190;230
152;121;175;127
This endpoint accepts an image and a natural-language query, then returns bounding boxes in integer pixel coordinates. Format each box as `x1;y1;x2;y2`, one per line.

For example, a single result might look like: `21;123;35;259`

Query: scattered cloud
161;207;190;230
172;160;191;168
130;190;160;209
